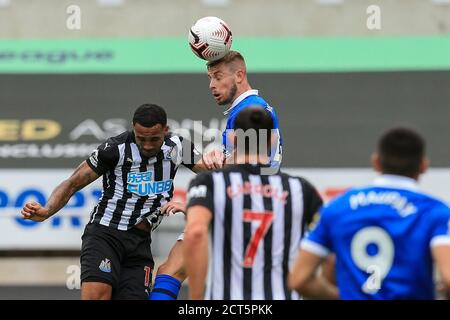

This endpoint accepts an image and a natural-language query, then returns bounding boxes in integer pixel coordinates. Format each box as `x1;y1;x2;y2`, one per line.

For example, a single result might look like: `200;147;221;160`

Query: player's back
315;176;450;299
195;164;322;300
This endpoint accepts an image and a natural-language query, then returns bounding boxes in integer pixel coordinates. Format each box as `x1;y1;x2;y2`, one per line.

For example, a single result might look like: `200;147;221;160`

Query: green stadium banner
0;37;449;73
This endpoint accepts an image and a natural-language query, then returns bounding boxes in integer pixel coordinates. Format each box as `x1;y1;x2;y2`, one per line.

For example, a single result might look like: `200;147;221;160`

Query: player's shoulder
239;94;274;111
362;184;450;213
164;132;183;146
95;131;130;155
391;188;450;222
188;170;214;189
414;190;450;217
239;98;278;123
104;130;131;147
87;132;126;171
318;187;361;216
245;94;268;105
278;171;315;187
333;185;381;203
279;170;307;181
412;189;450;209
272;172;322;203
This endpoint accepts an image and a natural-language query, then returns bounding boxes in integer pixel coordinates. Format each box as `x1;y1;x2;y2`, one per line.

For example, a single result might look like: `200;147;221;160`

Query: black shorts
80;223;154;300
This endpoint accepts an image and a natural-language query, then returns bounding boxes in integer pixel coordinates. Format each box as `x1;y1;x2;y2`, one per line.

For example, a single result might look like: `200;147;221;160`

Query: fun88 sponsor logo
127;171;173;196
0;188;102;229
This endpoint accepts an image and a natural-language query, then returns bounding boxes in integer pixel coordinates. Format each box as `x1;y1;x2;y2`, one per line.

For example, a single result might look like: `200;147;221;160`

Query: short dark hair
233;107;274;155
377;127;425;178
133;104;167;128
207;50;245;70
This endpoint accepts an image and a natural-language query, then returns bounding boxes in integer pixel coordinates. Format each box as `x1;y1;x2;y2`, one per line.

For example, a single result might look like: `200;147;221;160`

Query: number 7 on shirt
243;210;274;268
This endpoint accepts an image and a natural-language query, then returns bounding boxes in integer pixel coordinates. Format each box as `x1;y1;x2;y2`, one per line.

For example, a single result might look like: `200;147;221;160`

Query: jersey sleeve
178;135;202;171
266;106;283;167
266;105;280;130
301;206;332;258
86;140;119;176
186;172;215;214
429;206;450;248
300;178;324;229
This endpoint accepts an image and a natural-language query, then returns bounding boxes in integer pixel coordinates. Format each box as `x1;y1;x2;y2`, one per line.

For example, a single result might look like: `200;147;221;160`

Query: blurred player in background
21;104;221;300
184;107;323;300
289;127;450;299
207;50;282;170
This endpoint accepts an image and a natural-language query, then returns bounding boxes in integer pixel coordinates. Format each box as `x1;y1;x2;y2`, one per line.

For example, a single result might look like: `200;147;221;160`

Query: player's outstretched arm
288;250;339;300
21;161;100;222
192;149;225;173
433;245;450;299
161;201;186;215
184;205;212;300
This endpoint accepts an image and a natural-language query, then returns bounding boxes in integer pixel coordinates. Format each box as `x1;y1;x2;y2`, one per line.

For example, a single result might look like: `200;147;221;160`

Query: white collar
223;89;259;115
373;174;419;191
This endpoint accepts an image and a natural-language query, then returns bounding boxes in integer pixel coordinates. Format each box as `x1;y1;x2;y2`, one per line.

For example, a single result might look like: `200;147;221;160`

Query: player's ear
234;67;245;84
371;152;382;173
163;125;169;134
419;157;429;175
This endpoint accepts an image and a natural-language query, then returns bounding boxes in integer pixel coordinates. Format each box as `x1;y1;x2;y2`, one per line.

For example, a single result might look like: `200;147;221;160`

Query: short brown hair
206;50;245;69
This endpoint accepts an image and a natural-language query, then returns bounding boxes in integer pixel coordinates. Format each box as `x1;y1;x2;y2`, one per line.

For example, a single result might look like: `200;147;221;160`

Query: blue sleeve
267;106;280;129
223;115;235;146
301;207;333;257
266;106;283;168
429;206;450;248
228;112;237;129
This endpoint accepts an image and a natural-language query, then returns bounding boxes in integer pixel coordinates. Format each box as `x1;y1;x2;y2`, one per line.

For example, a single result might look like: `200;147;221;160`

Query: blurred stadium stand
0;0;449;38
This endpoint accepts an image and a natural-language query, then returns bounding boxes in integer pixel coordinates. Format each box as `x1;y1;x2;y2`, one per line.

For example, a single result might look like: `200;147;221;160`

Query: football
188;16;233;61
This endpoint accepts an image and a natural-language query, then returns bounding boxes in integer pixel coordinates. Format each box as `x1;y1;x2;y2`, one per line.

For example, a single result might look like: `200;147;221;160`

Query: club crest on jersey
164;146;177;161
99;258;111;273
127;170;173;196
165;145;183;166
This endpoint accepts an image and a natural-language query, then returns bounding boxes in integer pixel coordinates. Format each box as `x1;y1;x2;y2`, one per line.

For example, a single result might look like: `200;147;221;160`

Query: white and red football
188;16;233;61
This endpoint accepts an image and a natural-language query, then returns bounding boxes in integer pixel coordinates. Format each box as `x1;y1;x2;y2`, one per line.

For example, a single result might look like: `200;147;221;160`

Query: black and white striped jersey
186;164;323;300
86;130;199;231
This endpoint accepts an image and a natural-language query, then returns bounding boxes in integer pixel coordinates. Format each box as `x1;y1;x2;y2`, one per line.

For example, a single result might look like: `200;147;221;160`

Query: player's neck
231;84;252;104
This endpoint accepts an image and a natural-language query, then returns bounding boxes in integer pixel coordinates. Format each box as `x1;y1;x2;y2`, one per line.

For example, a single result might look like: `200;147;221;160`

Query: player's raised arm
288;249;338;300
160;201;186;215
433;245;450;299
192;148;225;172
21;161;100;222
429;210;450;299
176;134;224;173
184;205;212;299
